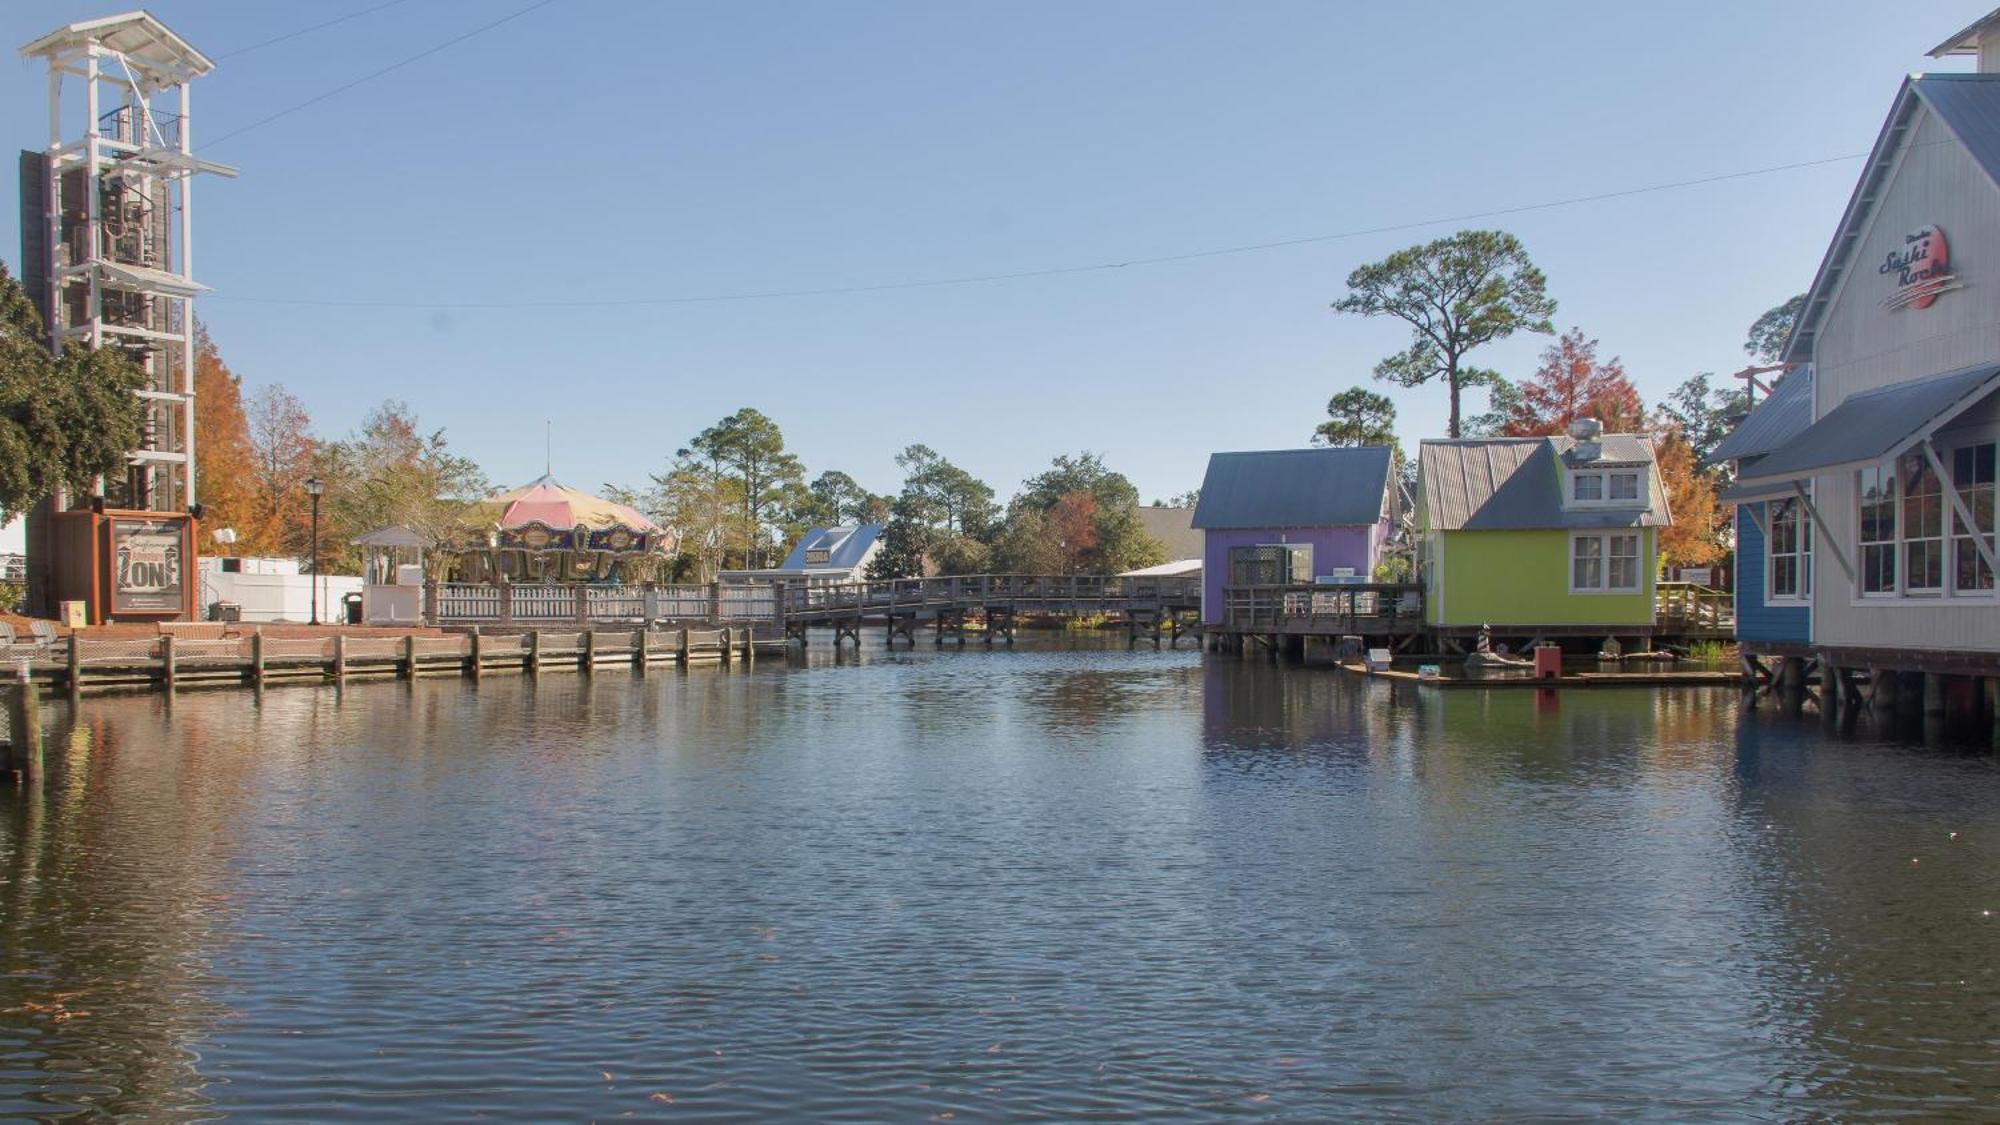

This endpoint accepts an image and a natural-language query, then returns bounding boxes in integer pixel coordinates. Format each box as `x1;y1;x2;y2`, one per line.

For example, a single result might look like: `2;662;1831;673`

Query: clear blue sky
4;1;1991;507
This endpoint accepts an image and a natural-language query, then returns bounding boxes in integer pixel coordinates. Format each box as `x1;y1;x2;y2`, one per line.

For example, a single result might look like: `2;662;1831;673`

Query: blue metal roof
1708;367;1814;466
778;524;884;570
1190;447;1392;530
1737;363;2000;483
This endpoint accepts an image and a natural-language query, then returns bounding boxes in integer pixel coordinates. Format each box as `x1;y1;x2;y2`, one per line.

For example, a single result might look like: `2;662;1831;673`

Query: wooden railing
781;575;1202;620
1655;582;1735;634
1221;583;1425;633
430;582;781;625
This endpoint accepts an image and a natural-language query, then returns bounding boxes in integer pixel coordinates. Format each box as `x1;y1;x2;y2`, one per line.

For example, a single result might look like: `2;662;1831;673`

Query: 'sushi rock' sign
1880;225;1957;311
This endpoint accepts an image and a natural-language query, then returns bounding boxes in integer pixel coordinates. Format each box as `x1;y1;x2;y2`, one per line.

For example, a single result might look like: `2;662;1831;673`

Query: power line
207;148;1868;311
203;0;563;149
213;0;425;61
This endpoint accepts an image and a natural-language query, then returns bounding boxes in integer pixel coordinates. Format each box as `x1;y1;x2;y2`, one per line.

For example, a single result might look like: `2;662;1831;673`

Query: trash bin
210;600;241;623
342;592;364;625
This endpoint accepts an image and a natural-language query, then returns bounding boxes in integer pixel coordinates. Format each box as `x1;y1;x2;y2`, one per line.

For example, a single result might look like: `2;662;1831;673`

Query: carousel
460;475;669;584
357;476;670;625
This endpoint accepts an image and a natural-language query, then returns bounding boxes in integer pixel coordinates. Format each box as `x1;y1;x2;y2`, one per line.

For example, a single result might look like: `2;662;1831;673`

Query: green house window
1570;532;1641;593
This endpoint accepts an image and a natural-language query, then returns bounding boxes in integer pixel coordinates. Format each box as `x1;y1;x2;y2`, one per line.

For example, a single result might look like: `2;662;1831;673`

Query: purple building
1190;447;1398;624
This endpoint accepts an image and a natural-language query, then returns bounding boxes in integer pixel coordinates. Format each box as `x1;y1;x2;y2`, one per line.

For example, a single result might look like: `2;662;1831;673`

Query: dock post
1923;671;1946;717
744;625;756;667
634;627;650;671
402;634;418;680
333;634;347;684
720;626;733;666
678;627;691;665
1822;662;1842;722
250;630;266;689
582;629;596;674
469;629;483;681
160;633;177;693
527;630;542;677
1870;668;1897;712
708;583;723;625
67;634;82;700
7;664;42;783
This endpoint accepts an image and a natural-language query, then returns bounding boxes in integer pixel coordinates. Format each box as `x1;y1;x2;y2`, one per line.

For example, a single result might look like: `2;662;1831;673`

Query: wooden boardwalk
781;575;1203;647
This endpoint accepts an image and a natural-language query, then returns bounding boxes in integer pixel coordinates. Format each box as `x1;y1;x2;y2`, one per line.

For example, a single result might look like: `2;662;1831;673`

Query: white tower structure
17;11;236;621
20;10;235;512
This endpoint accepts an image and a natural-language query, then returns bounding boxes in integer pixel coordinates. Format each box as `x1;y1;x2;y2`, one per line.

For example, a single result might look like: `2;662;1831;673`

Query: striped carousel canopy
485;475;662;554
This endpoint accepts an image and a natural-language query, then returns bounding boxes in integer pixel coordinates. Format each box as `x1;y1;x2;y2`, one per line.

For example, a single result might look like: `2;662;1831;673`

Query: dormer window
1570;468;1643;507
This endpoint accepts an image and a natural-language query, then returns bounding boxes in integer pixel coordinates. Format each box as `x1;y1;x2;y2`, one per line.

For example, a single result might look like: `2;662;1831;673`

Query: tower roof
19;10;213;79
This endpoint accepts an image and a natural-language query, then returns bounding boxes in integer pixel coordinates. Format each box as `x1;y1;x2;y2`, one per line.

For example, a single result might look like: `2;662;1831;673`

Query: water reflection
0;648;1996;1119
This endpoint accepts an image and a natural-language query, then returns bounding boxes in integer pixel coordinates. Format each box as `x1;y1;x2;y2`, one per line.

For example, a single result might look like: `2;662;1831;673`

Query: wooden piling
469;630;483;681
677;627;691;665
402;634;418;680
333;634;347;683
6;665;42;783
634;627;650;671
720;627;733;666
582;629;596;674
160;633;177;693
1923;671;1947;716
527;630;542;677
66;635;82;700
251;630;266;688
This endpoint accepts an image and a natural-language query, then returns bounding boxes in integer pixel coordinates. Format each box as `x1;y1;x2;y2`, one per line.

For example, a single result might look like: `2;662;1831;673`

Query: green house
1414;429;1669;642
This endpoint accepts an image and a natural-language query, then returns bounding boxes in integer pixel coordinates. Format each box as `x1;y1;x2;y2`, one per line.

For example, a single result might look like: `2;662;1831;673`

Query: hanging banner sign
109;517;185;613
1880;225;1958;311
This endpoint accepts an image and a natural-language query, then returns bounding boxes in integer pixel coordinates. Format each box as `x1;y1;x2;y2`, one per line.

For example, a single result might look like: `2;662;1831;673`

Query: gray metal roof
1135;505;1203;559
1737;363;2000;483
1190;447;1392;530
1929;7;2000;59
1419;435;1668;531
778;524;884;570
1708;367;1814;465
1785;75;2000;364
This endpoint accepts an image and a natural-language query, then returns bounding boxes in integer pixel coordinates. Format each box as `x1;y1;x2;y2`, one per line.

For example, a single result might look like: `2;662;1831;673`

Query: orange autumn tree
192;324;260;553
1653;423;1725;571
1501;328;1646;437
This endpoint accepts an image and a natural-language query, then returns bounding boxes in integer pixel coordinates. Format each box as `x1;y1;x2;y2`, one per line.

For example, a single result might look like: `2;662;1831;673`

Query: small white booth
355;525;428;626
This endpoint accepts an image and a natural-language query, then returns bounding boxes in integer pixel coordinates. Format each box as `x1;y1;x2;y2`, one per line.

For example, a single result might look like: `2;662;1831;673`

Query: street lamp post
305;476;325;625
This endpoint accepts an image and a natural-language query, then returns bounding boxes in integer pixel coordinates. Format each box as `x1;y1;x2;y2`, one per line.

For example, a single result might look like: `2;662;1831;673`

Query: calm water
4;639;1999;1120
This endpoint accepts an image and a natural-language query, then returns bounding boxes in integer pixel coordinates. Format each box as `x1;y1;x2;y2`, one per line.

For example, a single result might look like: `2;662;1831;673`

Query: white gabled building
1732;9;2000;701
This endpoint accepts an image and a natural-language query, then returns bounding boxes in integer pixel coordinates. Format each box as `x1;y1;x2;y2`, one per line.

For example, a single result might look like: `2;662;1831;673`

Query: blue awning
1736;363;2000;484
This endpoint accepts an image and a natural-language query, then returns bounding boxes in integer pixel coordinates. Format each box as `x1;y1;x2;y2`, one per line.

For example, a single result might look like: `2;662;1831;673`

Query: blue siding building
1714;370;1815;651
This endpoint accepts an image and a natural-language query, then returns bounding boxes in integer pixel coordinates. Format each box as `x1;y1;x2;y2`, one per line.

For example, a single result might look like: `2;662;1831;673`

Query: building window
1954;442;1996;593
1858;464;1897;595
1571;532;1642;593
1767;496;1811;601
1901;455;1944;593
1569;469;1645;507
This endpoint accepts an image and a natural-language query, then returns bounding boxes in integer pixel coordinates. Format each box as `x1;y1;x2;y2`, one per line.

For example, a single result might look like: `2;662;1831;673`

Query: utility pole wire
203;0;562;148
207;147;1870;311
213;0;425;60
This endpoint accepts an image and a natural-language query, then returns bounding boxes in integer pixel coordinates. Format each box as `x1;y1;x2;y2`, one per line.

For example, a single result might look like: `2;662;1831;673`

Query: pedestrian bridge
430;574;1204;645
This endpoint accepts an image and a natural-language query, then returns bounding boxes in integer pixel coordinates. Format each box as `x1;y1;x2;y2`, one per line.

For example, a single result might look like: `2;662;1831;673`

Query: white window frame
1950;440;1996;597
1851;441;2000;603
1856;463;1898;598
1569;531;1644;594
1764;494;1812;604
1567;467;1646;509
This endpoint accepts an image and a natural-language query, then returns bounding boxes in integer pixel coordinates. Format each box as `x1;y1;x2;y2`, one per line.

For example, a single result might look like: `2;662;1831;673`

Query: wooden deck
1213;581;1736;649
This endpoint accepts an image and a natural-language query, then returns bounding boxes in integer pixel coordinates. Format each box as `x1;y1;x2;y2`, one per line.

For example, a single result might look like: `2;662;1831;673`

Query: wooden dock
0;625;785;699
1336;662;1740;689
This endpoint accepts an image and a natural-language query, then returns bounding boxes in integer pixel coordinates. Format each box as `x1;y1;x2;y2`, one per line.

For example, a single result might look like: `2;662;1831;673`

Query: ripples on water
3;638;1999;1120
